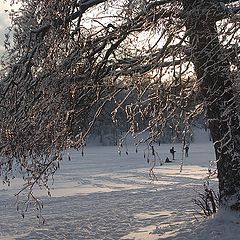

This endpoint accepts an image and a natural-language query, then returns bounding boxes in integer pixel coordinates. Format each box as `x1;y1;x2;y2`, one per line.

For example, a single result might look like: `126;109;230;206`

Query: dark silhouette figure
170;147;176;160
165;157;172;163
184;145;189;157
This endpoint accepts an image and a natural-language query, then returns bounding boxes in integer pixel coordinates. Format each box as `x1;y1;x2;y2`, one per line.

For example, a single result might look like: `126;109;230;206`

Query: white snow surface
1;133;240;239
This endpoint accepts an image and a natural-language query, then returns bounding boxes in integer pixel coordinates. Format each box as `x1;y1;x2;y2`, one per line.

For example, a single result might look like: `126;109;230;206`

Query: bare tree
0;0;239;211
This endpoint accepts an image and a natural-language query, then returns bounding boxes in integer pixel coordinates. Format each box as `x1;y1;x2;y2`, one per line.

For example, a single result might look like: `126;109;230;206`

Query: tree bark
183;0;240;210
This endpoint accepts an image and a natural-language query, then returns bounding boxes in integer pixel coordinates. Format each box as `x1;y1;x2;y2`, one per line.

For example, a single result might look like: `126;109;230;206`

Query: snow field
1;141;239;240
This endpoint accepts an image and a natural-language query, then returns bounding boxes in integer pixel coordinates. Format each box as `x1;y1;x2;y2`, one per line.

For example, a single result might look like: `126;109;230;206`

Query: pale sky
0;0;12;56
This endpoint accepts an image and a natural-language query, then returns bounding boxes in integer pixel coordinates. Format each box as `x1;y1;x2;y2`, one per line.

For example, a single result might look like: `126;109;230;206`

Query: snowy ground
1;137;240;239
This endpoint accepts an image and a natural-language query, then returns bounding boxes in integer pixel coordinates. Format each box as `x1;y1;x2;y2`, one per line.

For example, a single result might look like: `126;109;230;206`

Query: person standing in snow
184;145;189;157
170;147;176;160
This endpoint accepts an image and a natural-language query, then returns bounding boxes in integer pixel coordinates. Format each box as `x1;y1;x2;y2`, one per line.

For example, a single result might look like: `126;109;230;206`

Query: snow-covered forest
0;0;240;239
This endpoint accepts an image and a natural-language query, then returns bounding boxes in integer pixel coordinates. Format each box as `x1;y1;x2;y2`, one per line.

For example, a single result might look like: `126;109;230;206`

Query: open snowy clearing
1;139;240;240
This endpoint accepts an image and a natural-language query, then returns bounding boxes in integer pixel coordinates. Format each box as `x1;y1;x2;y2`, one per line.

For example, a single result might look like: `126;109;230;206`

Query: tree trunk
183;0;240;210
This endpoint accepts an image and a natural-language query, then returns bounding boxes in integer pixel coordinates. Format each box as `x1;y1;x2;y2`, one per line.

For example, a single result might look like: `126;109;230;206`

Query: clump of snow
213;207;240;224
171;209;240;240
